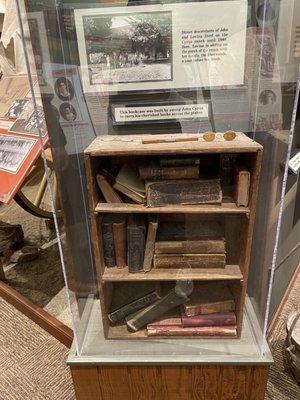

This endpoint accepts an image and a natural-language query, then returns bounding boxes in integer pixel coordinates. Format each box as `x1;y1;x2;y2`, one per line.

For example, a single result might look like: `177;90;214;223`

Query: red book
147;325;237;337
181;312;236;328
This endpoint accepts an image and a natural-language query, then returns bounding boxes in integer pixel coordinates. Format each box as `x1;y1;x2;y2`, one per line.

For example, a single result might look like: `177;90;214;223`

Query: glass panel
17;0;299;359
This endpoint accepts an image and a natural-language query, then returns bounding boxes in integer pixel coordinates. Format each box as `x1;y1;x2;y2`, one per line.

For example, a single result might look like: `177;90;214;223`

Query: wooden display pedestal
70;363;269;400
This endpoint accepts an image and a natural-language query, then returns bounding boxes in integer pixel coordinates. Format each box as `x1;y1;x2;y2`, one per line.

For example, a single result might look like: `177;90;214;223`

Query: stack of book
147;282;237;337
153;220;226;269
102;214;158;273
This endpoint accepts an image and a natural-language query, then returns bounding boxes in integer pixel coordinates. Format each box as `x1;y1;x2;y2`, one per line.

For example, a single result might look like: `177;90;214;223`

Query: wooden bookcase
84;133;262;340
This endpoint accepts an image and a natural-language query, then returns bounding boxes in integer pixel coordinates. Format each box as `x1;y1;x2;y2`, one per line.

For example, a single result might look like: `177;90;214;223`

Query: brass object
203;132;215;142
223;131;236;141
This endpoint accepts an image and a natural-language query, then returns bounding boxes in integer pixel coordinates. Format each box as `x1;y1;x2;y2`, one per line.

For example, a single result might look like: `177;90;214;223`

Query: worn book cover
157;220;224;242
112;215;127;268
127;214;146;273
143;215;158;272
155;239;225;254
183;282;235;316
139;164;199;180
147;325;237;337
101;215;116;268
114;165;146;203
181;311;236;327
153;253;226;269
160;156;200;167
96;173;123;203
234;165;250;207
146;179;222;207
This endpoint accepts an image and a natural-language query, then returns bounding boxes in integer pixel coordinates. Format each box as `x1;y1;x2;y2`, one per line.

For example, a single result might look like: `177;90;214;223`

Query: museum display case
17;0;299;376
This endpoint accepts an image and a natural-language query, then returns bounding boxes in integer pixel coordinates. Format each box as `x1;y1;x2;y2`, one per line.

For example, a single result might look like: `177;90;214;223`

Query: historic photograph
5;99;29;119
82;11;172;85
10;102;47;137
0;134;36;173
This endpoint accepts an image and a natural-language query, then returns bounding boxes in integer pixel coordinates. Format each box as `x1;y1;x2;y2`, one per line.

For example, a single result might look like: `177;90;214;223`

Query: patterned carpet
265;269;300;399
0;297;75;400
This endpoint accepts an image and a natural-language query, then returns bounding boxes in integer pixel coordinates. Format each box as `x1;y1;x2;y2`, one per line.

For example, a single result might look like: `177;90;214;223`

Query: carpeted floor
0;297;75;400
265;270;300;399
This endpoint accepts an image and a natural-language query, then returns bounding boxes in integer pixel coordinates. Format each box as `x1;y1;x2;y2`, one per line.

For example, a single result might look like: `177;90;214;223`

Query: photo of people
54;77;74;101
259;90;277;105
257;35;275;77
82;11;172;85
5;99;29;119
256;0;279;27
59;103;77;122
10;103;47;137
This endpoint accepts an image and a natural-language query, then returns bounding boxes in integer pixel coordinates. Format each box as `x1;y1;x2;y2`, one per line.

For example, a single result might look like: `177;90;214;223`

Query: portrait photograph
82;11;172;85
59;103;77;122
259;89;277;105
54;77;75;101
256;0;279;27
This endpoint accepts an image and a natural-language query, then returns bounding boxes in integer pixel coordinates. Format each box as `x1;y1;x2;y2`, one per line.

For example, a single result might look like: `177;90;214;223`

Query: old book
160;156;200;167
101;215;116;268
96;173;122;203
181;312;237;327
143;215;158;272
127;215;146;273
183;282;235;317
114;165;146;203
147;317;182;327
157;221;224;242
219;154;237;196
108;291;160;324
153;254;226;269
155;239;225;254
126;281;192;331
112;215;127;268
147;325;237;337
146;179;222;207
234;165;250;207
139;164;199;180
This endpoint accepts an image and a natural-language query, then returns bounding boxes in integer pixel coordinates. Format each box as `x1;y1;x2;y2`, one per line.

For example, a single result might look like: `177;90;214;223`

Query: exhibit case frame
16;0;299;396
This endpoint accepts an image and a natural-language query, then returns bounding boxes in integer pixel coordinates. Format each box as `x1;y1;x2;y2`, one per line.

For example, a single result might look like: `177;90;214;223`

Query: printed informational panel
75;0;247;93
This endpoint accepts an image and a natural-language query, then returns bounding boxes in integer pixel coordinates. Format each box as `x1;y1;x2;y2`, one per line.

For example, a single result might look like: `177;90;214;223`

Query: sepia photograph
82;11;172;85
54;77;75;101
0;135;36;173
10;102;47;137
5;99;29;119
59;102;77;122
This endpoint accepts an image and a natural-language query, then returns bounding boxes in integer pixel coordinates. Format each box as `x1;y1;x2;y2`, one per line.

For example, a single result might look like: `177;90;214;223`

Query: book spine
155;239;225;254
184;299;236;317
126;287;190;331
108;291;160;324
234;166;250;207
181;312;237;327
143;216;158;272
113;219;126;268
160;157;200;167
147;317;182;327
147;325;237;337
153;254;226;269
127;218;146;273
101;218;116;268
146;179;222;207
139;165;199;180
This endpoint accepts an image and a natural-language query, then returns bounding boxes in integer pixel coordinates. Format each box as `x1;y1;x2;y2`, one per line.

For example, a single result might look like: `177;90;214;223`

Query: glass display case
17;0;299;368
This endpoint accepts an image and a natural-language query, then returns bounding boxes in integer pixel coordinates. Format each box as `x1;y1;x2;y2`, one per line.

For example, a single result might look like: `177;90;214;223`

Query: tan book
114;181;145;204
143;215;158;272
147;325;237;337
96;173;122;203
114;165;146;203
153;253;226;269
155;239;225;254
234;165;250;207
183;282;235;317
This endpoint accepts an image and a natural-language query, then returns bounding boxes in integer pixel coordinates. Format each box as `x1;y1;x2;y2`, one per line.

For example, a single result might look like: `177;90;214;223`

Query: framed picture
111;101;210;125
74;1;247;93
0;134;36;174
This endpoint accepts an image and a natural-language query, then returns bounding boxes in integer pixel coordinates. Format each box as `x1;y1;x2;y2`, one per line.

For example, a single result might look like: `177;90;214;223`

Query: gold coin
203;132;215;142
223;131;236;141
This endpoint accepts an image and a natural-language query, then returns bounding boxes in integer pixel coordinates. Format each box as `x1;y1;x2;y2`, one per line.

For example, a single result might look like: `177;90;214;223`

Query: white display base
67;296;273;366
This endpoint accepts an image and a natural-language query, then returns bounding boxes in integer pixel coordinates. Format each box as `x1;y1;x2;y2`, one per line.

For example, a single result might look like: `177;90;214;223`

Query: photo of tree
82;11;172;85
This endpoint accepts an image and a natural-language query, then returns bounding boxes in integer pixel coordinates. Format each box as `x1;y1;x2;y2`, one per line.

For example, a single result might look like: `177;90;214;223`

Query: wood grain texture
70;364;269;400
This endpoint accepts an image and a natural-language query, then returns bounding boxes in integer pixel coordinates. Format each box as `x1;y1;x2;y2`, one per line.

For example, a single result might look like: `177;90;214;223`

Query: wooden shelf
95;202;249;215
102;265;242;282
107;324;238;340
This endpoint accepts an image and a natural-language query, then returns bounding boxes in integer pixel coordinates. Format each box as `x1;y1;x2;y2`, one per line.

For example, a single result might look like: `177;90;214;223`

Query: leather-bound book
183;282;235;317
219;154;237;196
101;215;116;268
108;291;160;324
139;164;199;180
155;239;225;254
146;179;222;207
143;215;158;272
160;156;200;167
234;165;250;207
153;253;226;269
112;215;127;268
181;312;237;327
157;221;224;242
96;173;122;203
147;325;237;337
127;214;146;273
